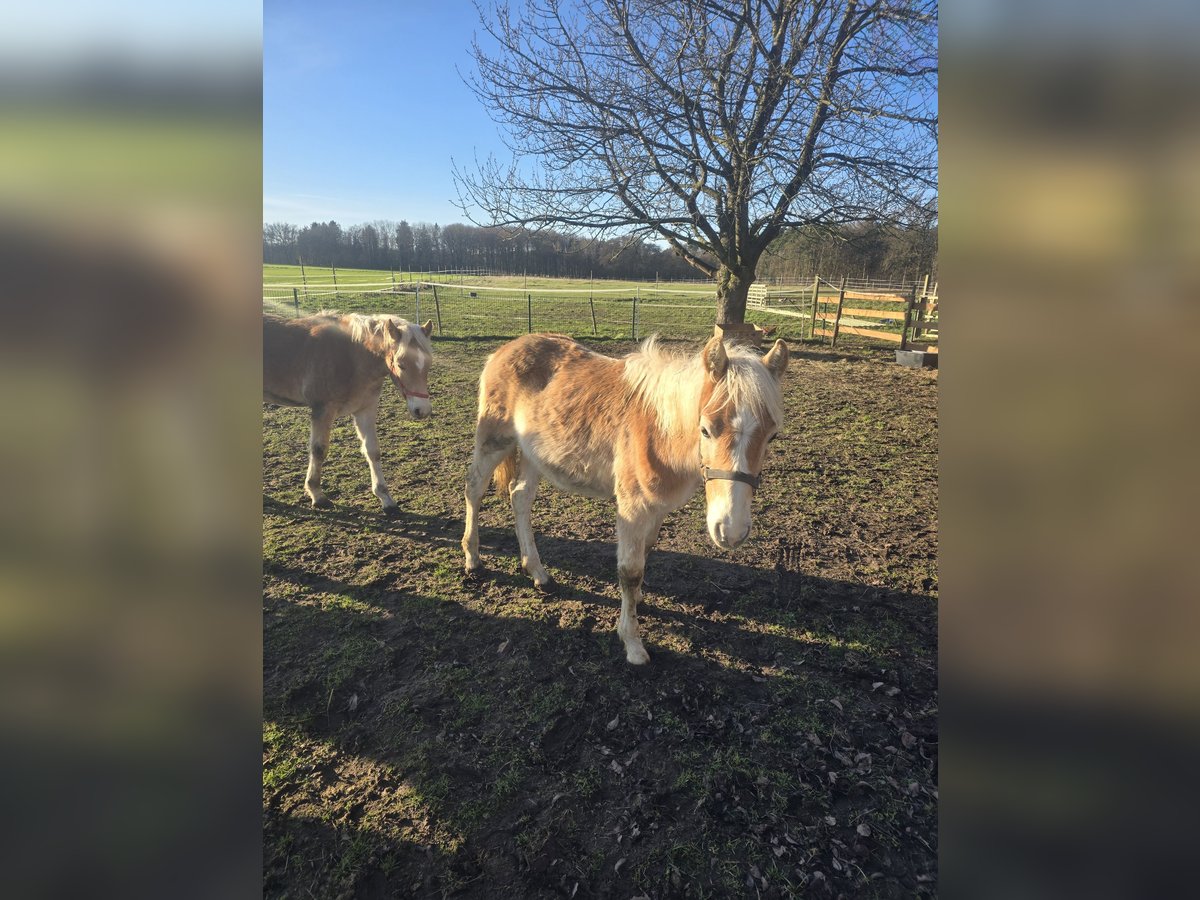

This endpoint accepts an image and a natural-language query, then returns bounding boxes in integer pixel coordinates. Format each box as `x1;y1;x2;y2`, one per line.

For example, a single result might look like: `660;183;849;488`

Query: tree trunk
715;265;755;325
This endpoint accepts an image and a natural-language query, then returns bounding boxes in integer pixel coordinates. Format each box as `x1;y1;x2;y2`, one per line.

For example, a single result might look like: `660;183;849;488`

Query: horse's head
698;335;789;551
384;318;434;419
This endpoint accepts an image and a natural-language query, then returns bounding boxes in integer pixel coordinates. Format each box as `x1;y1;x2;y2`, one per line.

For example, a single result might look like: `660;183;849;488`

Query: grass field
263;265;852;342
263;331;939;897
264;265;714;294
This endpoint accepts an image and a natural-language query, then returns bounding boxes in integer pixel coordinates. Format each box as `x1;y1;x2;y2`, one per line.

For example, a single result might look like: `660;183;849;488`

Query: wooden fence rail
806;278;939;350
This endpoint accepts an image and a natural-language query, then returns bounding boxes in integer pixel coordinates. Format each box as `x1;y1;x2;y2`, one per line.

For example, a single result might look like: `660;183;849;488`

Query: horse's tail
493;448;519;499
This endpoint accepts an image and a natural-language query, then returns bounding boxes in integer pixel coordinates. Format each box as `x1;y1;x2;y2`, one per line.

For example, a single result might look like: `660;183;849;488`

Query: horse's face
699;337;789;551
385;319;434;419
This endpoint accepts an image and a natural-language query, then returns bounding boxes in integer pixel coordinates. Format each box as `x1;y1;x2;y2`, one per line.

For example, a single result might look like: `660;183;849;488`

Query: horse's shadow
264;492;935;677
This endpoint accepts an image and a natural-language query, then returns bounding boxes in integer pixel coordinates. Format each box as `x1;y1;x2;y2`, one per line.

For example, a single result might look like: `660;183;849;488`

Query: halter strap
701;466;761;490
389;364;430;400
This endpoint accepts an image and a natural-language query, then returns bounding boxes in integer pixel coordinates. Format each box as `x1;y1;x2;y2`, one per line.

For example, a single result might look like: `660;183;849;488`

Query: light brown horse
263;311;433;514
462;333;789;664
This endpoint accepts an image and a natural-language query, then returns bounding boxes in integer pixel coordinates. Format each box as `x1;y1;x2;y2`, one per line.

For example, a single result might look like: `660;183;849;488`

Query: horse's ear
703;335;728;381
421;320;434;338
762;338;789;380
384;319;402;341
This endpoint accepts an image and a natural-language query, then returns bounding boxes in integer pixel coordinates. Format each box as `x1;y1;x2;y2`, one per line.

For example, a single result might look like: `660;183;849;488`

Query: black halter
701;466;761;491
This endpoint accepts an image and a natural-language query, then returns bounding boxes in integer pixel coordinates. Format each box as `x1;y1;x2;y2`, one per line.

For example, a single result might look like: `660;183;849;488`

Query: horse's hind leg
510;455;551;590
462;425;514;576
305;403;338;508
352;399;397;514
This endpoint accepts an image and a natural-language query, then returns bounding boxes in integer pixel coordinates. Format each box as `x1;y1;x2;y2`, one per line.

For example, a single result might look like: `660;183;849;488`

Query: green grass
263;263;937;347
263;263;852;341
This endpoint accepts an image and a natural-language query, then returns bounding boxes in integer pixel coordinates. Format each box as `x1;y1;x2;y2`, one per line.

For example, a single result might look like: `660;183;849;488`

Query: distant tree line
263;219;936;283
757;221;938;285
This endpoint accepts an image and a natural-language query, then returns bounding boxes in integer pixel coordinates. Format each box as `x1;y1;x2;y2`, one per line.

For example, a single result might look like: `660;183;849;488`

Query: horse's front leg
352;401;397;515
615;508;663;666
305;403;338;508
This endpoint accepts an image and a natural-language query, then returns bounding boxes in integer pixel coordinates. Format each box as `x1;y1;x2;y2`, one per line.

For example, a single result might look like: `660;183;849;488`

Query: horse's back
479;334;619;414
482;333;610;392
263;314;361;407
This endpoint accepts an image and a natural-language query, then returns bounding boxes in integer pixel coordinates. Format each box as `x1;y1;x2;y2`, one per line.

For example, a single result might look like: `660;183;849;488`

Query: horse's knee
617;566;643;591
310;443;326;463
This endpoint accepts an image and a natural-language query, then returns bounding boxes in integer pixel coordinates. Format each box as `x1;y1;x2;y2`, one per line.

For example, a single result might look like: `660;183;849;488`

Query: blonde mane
622;335;783;440
321;311;432;359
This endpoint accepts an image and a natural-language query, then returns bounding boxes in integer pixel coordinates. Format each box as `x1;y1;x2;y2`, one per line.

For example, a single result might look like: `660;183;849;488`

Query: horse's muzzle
710;521;750;551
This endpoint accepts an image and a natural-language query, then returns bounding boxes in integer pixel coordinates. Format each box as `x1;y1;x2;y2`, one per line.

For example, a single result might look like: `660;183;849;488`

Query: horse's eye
700;425;711;439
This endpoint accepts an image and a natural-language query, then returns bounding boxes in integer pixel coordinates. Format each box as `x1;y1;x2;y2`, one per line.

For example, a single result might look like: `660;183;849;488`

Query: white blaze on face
394;330;432;419
705;408;757;551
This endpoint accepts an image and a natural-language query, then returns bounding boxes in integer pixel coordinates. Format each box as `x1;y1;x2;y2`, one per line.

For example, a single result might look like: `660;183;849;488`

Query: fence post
913;274;931;341
390;269;396;292
632;287;639;340
590;271;597;334
292;287;299;314
299;257;309;302
830;276;847;348
808;274;820;340
527;293;532;333
900;284;916;351
415;283;421;324
431;284;443;336
332;264;338;295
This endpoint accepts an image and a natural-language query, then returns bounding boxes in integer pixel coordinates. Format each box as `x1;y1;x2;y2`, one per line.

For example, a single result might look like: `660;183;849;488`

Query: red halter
389;364;430;400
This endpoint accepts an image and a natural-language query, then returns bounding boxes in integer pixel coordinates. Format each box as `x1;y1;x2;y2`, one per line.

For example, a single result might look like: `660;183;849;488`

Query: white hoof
625;643;650;666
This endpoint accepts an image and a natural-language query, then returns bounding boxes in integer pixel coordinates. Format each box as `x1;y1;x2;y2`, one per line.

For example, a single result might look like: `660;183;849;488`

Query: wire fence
263;280;814;342
262;269;935;345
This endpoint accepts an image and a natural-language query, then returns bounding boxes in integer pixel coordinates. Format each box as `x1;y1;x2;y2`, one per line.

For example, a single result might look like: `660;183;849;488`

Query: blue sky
264;0;503;226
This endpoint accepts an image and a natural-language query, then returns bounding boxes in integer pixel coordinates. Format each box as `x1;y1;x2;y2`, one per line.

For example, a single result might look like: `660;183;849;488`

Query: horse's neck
343;317;392;362
636;359;704;475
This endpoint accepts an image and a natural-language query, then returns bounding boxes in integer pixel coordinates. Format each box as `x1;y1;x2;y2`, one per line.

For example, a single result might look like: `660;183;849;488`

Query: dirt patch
264;336;937;898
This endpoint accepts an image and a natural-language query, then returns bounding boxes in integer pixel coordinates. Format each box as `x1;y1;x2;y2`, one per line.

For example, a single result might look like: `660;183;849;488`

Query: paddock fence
750;275;939;350
262;268;937;347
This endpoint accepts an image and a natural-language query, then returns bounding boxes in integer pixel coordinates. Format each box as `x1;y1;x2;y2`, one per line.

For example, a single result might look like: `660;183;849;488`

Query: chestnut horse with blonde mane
462;333;788;665
264;311;433;514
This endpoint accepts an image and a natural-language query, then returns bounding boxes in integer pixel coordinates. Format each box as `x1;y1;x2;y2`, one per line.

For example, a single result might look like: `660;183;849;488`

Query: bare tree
456;0;937;323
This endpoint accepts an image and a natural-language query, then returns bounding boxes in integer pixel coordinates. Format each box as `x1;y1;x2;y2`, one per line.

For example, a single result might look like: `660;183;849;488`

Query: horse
461;332;789;665
263;311;433;514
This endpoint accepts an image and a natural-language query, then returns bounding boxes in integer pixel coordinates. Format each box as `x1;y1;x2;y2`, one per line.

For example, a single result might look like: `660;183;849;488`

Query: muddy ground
263;335;938;898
